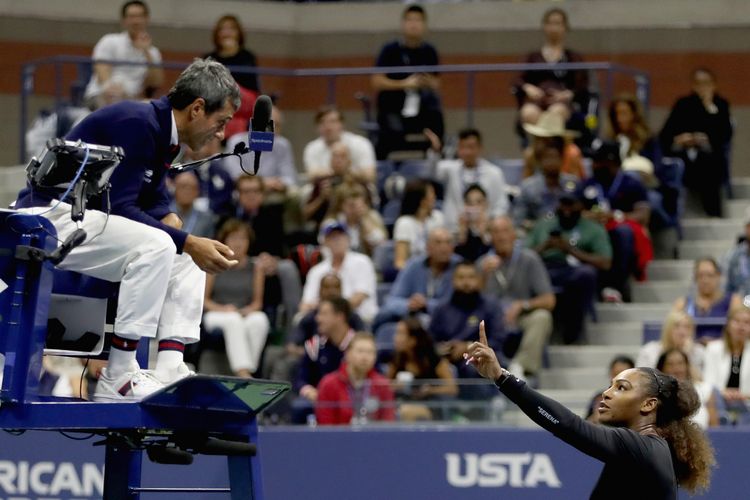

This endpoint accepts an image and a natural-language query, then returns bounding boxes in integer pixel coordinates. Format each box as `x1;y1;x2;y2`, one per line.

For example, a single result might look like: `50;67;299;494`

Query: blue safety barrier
19;56;650;163
0;426;747;499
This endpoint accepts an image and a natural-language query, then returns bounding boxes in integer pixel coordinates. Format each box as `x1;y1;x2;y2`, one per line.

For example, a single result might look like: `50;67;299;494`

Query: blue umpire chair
1;140;288;499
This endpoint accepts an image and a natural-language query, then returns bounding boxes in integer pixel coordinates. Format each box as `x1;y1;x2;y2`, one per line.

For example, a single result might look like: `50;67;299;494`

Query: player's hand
161;213;183;230
184;235;238;274
464;321;503;381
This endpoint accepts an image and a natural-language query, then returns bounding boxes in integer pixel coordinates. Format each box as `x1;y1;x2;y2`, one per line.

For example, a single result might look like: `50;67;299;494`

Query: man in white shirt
300;221;378;324
434;128;509;230
84;1;164;108
303;106;376;184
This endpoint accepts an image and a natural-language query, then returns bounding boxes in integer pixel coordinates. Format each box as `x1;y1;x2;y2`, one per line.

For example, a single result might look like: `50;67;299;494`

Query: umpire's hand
183;234;238;274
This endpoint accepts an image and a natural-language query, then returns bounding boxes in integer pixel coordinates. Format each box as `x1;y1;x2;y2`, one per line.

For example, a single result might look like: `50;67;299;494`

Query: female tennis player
465;321;715;499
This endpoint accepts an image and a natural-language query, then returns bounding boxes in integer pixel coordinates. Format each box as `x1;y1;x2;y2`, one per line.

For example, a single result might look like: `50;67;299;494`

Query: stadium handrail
19;55;650;162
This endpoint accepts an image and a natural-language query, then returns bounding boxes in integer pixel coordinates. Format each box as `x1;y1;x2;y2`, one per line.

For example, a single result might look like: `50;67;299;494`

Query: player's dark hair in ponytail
638;368;715;493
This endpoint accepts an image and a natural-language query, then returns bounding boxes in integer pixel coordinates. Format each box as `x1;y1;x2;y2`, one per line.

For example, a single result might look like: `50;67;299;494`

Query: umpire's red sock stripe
112;335;139;352
158;340;185;353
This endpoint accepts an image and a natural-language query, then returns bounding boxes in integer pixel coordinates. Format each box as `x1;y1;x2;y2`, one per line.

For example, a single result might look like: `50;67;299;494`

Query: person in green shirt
527;188;612;343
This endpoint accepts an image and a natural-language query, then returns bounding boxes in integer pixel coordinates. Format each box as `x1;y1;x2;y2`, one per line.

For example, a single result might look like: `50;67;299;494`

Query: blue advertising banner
0;427;749;499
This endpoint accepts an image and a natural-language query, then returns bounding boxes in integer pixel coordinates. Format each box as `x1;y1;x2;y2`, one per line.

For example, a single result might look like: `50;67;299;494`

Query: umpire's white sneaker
94;366;164;402
150;363;195;385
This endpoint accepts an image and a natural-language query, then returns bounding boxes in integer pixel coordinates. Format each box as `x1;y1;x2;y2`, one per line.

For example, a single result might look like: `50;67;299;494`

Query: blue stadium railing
18;55;650;163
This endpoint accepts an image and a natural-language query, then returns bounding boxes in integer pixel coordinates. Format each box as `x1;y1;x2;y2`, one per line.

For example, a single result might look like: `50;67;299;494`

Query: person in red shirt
315;333;396;425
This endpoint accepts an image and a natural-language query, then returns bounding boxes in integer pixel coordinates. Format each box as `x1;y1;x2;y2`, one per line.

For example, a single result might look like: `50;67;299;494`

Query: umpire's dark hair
168;59;241;114
403;4;426;19
121;0;149;18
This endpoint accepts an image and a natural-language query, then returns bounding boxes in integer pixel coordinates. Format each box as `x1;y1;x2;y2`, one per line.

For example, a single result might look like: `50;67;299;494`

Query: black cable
79;357;90;401
238;154;254;177
58;431;96;441
83;188;111;246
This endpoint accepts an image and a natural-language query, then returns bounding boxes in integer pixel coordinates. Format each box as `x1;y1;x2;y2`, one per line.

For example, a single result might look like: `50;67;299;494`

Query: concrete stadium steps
681;218;741;241
730;179;750;199
646;259;693;281
631;280;686;303
539;367;609;391
547;345;640;368
593;303;672;323
586;321;643;346
726;199;750;219
679;239;734;260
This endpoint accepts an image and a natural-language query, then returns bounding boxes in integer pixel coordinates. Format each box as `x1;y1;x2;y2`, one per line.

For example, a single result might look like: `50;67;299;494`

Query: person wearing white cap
300;221;378;324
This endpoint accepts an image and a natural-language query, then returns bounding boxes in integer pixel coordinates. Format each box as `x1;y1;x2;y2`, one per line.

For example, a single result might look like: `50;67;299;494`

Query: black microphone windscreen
233;142;248;155
251;95;273;132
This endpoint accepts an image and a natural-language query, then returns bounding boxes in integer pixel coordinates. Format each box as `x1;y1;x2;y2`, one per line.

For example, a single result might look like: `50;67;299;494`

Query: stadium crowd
35;1;748;427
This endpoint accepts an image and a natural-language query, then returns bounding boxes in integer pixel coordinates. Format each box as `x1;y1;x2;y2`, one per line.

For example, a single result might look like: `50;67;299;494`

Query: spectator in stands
267;274;364;384
527;187;612;344
393;179;445;271
432;128;508;230
202;219;269;377
673;258;741;343
303;106;376;184
300;221;378;324
388;317;458;421
479;216;555;378
233;174;302;330
522;111;585;179
303;142;375;235
224;106;298;193
84;1;164;108
323;183;386;257
585;355;635;423
372;4;444;159
607;94;662;166
429;262;504;374
513;137;579;231
203;14;260;93
579;140;652;302
316;333;395;425
295;297;357;403
659;68;733;218
169;172;216;238
657;349;719;429
703;305;750;424
291;274;365;355
725;212;750;299
515;8;587;127
455;185;491;262
637;310;705;372
375;227;461;331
